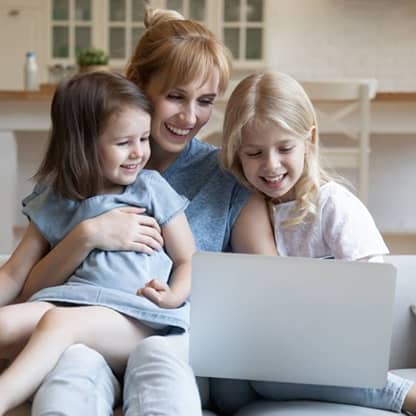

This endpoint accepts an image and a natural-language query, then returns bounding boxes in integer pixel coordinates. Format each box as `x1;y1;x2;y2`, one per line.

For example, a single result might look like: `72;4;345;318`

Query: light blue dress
22;169;190;331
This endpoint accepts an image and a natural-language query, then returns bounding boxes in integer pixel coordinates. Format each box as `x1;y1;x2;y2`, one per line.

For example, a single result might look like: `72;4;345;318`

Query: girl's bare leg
0;302;55;360
0;306;152;415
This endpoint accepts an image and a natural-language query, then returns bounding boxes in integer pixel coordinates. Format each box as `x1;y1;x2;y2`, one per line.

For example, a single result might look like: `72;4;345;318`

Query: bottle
24;51;39;91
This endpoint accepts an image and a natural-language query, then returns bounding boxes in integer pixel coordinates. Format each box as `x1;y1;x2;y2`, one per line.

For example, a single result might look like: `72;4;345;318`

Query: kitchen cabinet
0;1;46;90
0;0;266;89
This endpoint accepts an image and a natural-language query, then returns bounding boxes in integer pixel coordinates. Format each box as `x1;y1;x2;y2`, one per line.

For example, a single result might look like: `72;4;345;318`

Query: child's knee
0;307;18;345
35;307;67;335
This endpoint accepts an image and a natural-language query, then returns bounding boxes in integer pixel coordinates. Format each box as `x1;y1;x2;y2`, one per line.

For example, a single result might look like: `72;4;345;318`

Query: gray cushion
234;400;399;416
233;370;416;416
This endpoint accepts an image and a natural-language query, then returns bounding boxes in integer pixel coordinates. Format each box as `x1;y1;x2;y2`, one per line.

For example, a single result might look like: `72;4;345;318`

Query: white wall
266;0;416;92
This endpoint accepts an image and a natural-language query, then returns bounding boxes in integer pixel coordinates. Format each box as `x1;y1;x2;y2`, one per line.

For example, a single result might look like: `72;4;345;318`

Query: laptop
189;252;397;388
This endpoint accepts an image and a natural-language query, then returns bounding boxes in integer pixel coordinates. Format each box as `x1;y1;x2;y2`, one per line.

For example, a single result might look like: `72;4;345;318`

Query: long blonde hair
222;71;332;227
126;1;231;95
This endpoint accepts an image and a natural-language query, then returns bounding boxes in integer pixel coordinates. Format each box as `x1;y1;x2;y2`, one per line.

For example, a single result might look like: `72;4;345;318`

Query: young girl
0;71;195;415
222;71;388;261
215;71;416;415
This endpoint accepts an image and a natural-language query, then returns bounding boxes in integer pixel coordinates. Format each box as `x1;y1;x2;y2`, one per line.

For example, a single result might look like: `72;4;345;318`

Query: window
222;0;264;62
49;0;265;68
162;0;265;66
50;0;93;60
107;0;146;61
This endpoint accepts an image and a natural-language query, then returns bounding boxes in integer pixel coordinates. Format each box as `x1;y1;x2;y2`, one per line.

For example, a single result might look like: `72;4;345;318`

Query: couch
2;255;416;415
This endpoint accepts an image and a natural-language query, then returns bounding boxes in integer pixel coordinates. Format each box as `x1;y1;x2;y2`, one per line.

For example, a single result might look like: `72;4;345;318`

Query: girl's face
238;119;309;203
98;106;151;194
145;70;220;157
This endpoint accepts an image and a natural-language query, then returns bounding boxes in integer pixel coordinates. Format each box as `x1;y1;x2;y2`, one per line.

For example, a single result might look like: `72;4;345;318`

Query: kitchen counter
1;87;416;101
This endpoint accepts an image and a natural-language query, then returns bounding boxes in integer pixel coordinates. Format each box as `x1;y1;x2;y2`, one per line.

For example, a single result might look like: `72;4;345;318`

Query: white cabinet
0;1;46;90
48;0;266;68
0;0;266;90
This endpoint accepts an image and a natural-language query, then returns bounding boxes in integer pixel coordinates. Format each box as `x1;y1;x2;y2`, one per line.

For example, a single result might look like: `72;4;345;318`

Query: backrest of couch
383;255;416;369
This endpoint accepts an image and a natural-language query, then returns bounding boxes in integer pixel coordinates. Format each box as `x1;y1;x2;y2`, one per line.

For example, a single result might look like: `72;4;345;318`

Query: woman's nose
179;104;197;124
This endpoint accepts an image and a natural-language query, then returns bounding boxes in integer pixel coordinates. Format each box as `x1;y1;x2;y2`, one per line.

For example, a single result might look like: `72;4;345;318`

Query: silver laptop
189;252;396;388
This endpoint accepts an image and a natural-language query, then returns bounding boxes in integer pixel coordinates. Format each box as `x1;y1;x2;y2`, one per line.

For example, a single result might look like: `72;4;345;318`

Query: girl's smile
98;106;151;194
239;118;309;203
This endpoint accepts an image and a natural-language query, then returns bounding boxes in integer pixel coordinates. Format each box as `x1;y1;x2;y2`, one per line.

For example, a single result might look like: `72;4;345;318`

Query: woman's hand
86;207;163;254
137;279;181;309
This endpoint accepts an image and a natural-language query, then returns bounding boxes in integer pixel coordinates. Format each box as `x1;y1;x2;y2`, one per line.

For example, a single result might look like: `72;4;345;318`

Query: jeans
32;344;120;416
32;333;202;416
124;333;202;415
210;373;414;415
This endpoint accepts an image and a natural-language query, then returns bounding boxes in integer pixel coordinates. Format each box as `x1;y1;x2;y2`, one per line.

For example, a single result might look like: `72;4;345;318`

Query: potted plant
77;47;110;73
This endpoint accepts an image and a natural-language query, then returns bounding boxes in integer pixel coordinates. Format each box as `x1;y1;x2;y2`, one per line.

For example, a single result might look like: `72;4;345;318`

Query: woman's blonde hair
126;1;231;95
221;71;332;227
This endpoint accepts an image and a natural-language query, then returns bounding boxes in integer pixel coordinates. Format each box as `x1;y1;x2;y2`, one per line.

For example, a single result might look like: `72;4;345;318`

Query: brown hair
35;71;151;200
126;3;231;95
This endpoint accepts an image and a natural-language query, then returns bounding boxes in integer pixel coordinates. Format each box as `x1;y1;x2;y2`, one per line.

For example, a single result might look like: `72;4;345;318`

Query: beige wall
265;0;416;92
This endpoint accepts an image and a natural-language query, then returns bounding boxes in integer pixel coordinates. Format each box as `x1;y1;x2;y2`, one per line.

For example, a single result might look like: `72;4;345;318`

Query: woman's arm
231;193;278;256
138;212;196;308
19;206;163;301
0;223;48;305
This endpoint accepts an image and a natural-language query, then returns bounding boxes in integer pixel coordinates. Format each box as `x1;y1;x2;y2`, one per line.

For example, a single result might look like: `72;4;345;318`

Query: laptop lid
189;252;396;388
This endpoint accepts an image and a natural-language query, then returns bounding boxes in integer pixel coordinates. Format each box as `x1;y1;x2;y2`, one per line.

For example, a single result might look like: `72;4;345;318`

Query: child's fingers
138;286;161;305
146;279;168;291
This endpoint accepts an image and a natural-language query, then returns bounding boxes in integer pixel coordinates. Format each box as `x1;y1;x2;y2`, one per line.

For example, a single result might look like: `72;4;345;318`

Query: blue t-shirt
22;170;190;331
163;138;250;251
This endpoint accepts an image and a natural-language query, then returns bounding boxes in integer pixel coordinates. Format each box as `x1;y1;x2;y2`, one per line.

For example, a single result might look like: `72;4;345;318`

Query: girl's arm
231;193;278;256
138;212;195;308
0;222;48;306
19;206;163;301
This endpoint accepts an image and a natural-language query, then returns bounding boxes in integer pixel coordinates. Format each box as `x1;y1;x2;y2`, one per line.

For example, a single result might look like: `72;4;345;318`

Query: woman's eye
198;99;214;107
167;94;182;101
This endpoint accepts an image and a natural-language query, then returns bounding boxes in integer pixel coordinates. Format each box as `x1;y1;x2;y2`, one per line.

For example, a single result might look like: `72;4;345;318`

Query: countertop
1;85;416;102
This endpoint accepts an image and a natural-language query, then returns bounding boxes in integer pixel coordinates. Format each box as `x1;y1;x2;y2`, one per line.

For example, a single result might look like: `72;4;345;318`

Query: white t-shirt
273;181;389;260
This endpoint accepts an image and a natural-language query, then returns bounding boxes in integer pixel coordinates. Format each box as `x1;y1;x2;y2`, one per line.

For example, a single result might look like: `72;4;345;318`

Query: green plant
77;47;109;66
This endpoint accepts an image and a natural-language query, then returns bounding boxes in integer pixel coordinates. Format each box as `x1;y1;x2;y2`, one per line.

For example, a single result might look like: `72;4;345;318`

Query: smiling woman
17;4;277;416
144;71;220;170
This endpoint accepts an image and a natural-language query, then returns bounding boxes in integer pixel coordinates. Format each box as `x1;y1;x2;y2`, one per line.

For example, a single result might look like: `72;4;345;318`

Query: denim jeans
32;344;120;416
124;333;202;416
210;374;414;415
32;333;202;416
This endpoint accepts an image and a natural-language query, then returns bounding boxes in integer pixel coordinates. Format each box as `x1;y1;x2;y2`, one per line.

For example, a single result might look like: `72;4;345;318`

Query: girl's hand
137;279;181;309
86;207;163;254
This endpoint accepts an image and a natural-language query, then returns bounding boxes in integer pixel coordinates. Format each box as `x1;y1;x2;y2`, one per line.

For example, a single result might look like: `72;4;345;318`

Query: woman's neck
146;141;180;173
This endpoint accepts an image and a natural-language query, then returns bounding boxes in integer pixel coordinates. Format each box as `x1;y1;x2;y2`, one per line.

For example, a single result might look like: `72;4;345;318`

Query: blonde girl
215;70;416;415
222;71;388;261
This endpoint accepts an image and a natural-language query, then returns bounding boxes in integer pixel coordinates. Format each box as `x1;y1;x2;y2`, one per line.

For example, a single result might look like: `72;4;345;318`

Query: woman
20;4;276;416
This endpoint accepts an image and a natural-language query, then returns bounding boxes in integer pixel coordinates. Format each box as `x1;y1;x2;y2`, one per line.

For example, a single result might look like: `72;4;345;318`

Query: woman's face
145;70;220;156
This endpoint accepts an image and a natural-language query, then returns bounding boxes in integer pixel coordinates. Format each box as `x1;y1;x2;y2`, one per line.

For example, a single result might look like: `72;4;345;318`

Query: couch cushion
233;370;416;416
234;400;398;415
